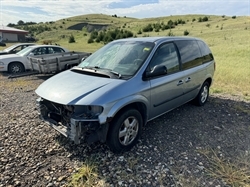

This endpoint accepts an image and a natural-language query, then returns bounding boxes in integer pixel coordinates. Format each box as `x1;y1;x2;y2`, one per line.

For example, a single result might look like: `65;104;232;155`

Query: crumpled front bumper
36;98;100;144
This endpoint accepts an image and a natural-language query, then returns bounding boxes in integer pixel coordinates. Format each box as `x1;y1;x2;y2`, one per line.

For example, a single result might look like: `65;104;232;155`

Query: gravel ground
0;74;250;187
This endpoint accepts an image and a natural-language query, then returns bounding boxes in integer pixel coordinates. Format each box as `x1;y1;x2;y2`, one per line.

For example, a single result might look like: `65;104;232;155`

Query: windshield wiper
84;66;122;78
110;70;122;78
74;66;122;79
82;66;99;70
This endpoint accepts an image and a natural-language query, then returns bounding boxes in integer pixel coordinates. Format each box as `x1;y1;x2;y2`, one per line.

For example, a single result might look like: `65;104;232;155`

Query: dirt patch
67;23;109;32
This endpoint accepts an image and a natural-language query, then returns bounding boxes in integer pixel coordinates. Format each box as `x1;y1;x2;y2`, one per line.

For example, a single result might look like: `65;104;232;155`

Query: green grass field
1;14;250;99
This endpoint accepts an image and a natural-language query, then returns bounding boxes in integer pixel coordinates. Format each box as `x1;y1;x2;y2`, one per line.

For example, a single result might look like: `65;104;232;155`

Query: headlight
0;61;4;65
73;105;103;119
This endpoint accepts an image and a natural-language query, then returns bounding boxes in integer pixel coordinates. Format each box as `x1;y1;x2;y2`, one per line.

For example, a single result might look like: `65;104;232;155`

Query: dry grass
68;159;106;187
199;148;250;187
0;74;38;92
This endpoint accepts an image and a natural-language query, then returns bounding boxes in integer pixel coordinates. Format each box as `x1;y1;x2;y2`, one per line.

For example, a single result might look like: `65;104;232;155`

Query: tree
7;23;16;27
17;20;24;25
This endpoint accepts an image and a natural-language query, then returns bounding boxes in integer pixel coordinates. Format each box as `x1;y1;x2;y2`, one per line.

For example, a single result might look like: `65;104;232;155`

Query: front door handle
177;80;184;86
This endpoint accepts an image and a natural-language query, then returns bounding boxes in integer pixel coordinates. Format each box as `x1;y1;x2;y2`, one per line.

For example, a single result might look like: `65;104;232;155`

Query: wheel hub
119;117;139;146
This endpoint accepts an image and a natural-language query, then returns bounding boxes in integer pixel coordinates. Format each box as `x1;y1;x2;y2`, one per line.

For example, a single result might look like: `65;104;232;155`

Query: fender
98;94;150;124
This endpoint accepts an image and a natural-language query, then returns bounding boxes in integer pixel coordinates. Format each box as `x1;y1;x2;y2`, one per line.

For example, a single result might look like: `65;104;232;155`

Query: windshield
3;44;20;52
16;46;33;56
78;41;154;77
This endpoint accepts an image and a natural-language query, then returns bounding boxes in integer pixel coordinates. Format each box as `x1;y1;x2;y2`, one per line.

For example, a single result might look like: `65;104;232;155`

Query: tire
8;62;25;74
107;109;142;153
193;81;210;106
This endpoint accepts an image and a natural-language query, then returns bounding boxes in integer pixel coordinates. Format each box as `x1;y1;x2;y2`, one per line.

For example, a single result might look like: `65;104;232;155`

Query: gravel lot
0;74;250;187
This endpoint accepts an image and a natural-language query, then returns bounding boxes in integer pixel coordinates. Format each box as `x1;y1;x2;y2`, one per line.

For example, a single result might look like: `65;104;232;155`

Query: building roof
0;26;28;34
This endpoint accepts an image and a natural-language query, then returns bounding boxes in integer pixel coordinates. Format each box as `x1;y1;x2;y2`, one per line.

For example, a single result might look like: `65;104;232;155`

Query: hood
35;70;124;105
0;51;8;55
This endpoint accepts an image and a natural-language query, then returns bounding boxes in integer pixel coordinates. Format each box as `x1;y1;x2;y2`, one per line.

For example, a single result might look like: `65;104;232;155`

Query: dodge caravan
35;37;215;153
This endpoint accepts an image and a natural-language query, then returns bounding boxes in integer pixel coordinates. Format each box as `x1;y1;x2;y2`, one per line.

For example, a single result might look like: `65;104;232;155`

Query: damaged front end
36;97;109;144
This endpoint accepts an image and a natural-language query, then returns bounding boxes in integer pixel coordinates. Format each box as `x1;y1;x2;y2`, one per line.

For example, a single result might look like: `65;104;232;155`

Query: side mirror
29;52;35;56
144;65;167;79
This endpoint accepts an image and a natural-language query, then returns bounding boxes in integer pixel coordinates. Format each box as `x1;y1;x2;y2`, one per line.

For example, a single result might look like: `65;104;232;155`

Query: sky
0;0;249;26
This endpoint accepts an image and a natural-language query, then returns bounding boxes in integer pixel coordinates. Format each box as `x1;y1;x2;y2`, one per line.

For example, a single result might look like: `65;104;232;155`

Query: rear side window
32;47;47;55
48;47;65;54
197;41;214;63
175;40;203;70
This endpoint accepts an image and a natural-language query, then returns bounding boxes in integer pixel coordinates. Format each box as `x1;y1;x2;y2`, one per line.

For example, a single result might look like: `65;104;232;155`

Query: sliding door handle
185;77;191;83
177;80;184;86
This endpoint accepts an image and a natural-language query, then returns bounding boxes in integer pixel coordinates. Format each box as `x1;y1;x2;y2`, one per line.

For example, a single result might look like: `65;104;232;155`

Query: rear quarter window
197;41;214;63
175;40;203;70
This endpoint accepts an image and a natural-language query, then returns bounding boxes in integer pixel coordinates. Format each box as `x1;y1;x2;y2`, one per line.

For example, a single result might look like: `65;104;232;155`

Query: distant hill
4;13;250;99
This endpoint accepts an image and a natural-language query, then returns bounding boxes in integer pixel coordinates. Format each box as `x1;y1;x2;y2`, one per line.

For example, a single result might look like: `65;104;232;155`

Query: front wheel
107;109;142;153
8;62;25;74
193;81;210;106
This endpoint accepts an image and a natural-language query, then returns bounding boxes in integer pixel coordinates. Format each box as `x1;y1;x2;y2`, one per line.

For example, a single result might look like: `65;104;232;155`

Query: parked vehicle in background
35;36;215;153
0;43;36;55
0;45;69;73
27;51;91;73
0;42;6;47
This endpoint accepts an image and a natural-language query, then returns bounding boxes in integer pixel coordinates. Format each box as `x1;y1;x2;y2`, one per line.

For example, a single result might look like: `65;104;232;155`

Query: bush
167;30;174;36
95;38;100;43
68;34;75;43
87;28;134;44
168;20;174;26
202;16;209;22
162;25;170;30
184;30;189;36
137;30;142;34
88;38;94;43
142;24;153;32
232;15;236;19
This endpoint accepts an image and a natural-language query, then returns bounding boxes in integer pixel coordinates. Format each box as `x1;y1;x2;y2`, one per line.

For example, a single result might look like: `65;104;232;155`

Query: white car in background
0;43;36;55
0;45;69;73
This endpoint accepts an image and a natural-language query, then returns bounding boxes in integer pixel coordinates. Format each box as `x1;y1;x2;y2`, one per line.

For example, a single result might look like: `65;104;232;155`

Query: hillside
0;14;250;187
2;13;250;99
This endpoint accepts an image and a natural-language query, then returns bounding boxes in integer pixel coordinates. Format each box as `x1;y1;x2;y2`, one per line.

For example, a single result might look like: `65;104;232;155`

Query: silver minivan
36;37;215;153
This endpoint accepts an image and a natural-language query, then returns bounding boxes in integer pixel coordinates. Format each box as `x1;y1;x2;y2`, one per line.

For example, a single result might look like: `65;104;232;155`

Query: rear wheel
8;62;25;73
107;109;142;153
193;81;210;106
